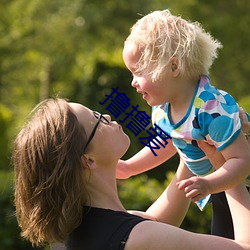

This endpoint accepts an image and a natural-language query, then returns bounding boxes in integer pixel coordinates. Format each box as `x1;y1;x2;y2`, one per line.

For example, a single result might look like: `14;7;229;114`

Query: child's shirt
152;75;242;176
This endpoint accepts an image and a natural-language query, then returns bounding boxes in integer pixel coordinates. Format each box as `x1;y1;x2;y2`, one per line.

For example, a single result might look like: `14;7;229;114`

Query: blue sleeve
197;90;241;151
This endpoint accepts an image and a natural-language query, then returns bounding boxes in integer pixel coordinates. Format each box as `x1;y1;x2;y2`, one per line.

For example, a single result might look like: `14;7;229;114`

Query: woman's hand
239;107;250;141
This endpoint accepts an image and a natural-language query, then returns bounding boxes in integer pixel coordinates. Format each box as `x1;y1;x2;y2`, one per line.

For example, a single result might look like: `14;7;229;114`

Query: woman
13;98;250;249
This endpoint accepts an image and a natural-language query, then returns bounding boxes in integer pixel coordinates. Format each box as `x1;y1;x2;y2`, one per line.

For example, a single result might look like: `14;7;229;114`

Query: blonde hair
13;98;88;246
125;9;222;81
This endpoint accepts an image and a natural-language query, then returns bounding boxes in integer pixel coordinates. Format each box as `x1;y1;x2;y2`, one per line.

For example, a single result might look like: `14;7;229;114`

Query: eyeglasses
84;111;110;151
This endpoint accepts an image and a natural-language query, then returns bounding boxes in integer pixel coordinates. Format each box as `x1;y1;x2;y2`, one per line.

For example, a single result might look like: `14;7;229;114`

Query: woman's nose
103;114;112;122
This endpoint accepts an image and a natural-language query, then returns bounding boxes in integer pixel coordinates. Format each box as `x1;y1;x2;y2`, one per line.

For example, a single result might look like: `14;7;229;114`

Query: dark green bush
0;171;44;250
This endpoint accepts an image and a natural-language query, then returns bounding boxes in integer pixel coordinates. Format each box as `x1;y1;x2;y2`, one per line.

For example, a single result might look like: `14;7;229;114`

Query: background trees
0;0;249;248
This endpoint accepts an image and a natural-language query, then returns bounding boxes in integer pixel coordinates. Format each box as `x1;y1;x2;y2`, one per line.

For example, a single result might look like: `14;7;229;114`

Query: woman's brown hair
13;98;88;246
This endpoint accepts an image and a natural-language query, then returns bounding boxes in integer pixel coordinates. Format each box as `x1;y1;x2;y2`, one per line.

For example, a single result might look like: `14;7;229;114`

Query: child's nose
131;77;138;88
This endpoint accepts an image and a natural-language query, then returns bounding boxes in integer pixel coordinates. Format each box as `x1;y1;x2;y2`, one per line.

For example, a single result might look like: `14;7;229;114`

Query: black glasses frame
83;111;109;151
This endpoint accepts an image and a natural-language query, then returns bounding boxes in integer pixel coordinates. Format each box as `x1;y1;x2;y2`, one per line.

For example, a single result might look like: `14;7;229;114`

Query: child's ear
171;63;177;72
171;57;180;77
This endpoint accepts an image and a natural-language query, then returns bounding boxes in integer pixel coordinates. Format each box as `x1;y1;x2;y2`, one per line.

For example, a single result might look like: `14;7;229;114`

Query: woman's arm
125;183;250;250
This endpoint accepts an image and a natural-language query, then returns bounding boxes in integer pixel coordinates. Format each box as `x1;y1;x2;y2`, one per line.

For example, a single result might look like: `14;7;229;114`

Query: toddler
118;9;250;238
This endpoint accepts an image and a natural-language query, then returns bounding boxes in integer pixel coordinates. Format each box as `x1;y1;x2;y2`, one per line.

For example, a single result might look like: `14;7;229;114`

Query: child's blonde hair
125;9;222;81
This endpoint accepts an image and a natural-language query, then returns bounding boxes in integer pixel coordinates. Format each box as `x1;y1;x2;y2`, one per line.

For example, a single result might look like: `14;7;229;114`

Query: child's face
123;43;173;106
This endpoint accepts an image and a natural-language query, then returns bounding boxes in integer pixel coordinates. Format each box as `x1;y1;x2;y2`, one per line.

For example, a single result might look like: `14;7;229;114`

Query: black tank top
66;206;148;250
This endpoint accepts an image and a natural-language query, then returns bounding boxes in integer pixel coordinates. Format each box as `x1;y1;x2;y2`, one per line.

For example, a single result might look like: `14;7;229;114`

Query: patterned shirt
152;75;241;176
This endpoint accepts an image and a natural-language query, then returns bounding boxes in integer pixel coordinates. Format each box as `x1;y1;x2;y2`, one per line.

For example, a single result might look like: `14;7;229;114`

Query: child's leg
211;192;234;239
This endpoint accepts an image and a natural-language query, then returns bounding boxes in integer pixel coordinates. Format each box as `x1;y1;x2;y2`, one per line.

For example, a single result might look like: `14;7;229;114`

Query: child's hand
177;176;211;202
116;160;131;179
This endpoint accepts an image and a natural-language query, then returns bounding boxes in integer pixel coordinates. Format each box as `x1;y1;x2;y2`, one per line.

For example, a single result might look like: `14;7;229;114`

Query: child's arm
178;132;250;201
116;138;177;179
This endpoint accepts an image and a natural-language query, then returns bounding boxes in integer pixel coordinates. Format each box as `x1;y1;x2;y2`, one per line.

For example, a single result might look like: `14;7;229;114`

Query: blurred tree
1;0;249;144
184;0;250;100
0;0;249;248
239;95;250;111
0;105;12;170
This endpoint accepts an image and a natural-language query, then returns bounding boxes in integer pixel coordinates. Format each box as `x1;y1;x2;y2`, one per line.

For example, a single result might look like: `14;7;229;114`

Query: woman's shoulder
66;206;148;250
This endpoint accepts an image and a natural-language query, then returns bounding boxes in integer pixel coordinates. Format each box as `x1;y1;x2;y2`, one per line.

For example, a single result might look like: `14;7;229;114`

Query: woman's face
68;103;130;161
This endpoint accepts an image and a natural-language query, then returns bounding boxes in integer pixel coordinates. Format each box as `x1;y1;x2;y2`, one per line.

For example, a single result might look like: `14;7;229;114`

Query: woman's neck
84;165;126;212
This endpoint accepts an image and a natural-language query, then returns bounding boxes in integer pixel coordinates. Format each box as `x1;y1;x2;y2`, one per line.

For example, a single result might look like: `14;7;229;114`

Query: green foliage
0;0;248;248
183;202;212;234
118;172;212;233
1;0;249;172
0;171;44;249
0;104;13;170
185;1;250;100
239;95;250;113
119;174;163;210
